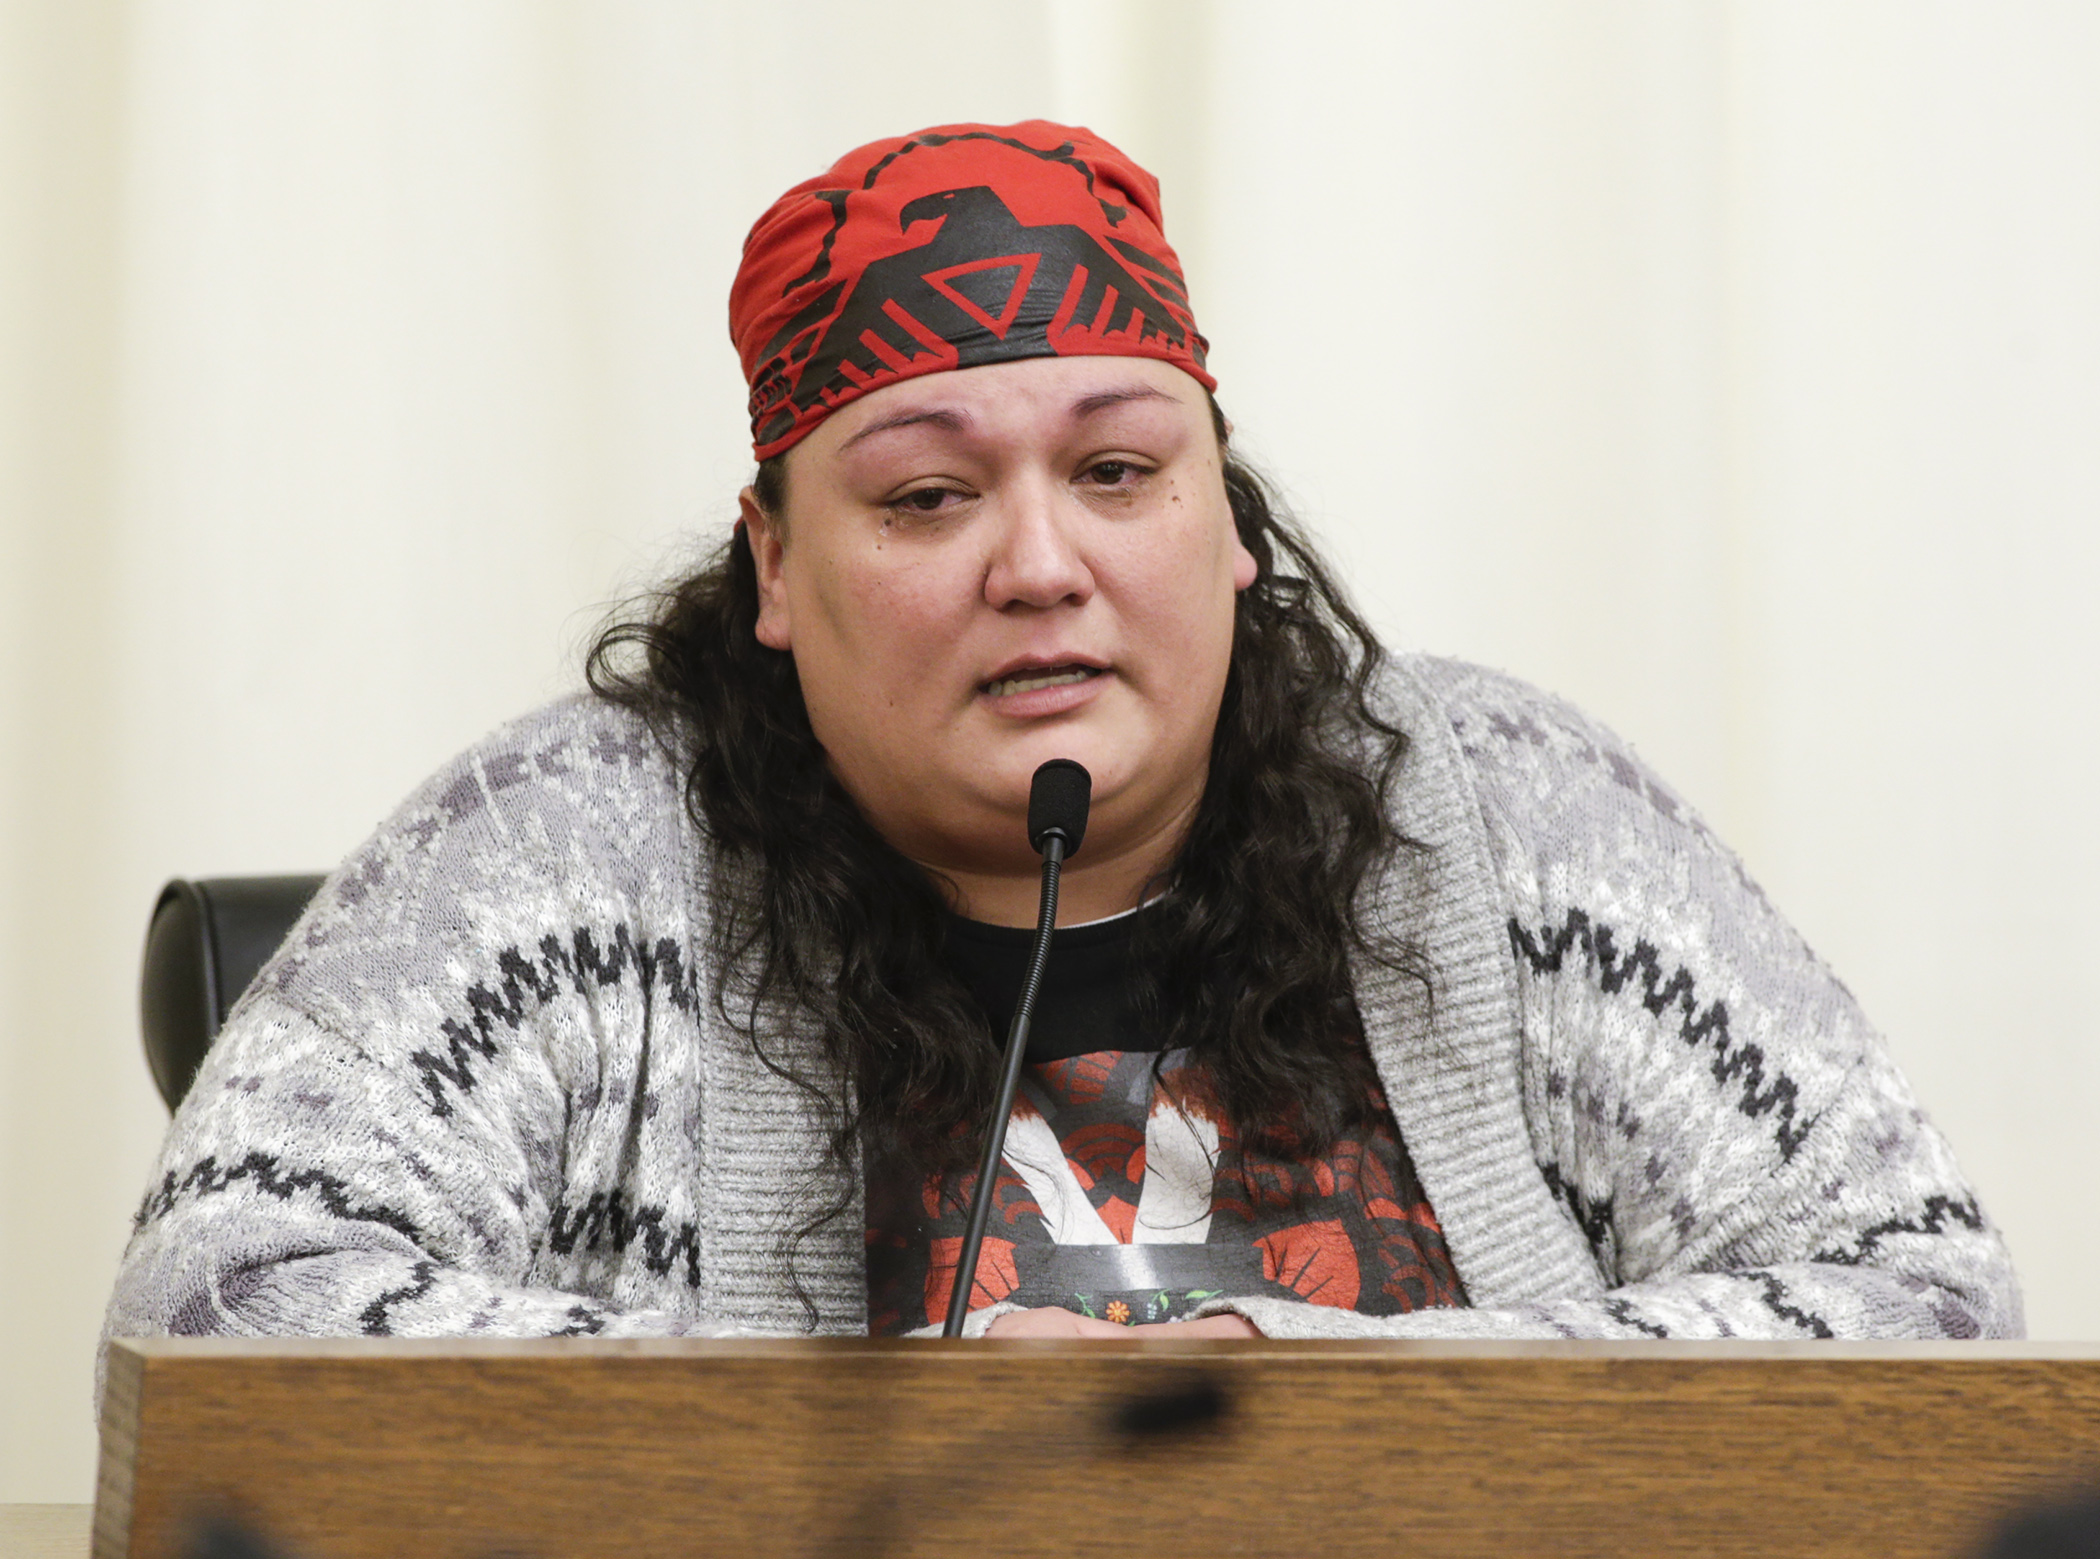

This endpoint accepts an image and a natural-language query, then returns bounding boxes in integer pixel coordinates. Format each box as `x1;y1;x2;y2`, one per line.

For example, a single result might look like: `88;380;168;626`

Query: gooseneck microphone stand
941;758;1091;1338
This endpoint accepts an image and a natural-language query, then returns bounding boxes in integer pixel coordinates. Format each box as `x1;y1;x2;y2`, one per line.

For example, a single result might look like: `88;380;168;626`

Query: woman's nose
983;479;1095;610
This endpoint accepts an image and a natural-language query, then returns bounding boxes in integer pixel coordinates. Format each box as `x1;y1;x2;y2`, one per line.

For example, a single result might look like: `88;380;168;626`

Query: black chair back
140;875;325;1111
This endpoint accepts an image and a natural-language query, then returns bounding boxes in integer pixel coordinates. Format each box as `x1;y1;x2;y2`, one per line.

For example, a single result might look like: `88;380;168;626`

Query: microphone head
1026;759;1092;856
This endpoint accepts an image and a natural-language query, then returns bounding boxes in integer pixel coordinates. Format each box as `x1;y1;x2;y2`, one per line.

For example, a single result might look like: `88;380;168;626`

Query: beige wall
4;0;2096;1501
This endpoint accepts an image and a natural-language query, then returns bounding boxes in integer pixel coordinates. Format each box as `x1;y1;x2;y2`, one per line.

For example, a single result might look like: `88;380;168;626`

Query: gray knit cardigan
103;655;2021;1347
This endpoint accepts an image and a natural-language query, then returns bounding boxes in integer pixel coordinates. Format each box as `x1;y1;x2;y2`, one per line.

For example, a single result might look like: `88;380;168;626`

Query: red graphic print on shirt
865;1048;1465;1334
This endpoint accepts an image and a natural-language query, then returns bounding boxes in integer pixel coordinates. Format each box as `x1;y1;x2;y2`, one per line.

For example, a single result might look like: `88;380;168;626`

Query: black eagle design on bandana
751;186;1201;449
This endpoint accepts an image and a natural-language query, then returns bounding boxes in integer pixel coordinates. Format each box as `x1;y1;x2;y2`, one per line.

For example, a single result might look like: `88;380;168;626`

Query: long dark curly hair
587;405;1427;1202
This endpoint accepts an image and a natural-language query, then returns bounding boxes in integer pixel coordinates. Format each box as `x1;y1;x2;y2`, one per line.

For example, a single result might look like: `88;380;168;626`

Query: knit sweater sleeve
102;698;742;1349
1215;662;2023;1342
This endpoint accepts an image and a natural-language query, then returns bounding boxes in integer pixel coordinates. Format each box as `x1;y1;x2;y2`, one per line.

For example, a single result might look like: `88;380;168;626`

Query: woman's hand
983;1307;1262;1339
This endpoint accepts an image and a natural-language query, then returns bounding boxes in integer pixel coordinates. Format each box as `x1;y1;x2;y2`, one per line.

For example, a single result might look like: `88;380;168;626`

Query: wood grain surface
0;1507;91;1559
95;1339;2100;1559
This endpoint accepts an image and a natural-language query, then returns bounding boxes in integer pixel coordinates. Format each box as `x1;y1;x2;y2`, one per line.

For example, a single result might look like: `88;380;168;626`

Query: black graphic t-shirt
863;906;1468;1334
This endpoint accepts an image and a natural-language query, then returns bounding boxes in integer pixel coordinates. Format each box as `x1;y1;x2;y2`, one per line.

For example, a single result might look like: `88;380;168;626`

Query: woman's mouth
982;665;1103;699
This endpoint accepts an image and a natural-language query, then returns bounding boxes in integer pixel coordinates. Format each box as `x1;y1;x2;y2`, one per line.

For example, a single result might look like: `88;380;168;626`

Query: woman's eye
1080;460;1145;487
890;487;959;515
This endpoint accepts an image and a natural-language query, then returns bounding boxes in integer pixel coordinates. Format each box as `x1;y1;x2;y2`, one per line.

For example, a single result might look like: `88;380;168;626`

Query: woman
106;122;2019;1346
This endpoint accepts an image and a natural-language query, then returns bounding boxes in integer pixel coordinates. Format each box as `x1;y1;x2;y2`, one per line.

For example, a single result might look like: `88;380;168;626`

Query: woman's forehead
810;356;1206;456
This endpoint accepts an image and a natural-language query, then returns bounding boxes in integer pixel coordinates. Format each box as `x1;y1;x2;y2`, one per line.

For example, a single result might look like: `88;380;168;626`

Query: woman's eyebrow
839;406;971;450
1072;386;1179;418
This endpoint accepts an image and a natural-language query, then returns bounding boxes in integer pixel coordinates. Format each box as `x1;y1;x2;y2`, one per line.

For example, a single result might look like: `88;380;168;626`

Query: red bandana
731;121;1213;460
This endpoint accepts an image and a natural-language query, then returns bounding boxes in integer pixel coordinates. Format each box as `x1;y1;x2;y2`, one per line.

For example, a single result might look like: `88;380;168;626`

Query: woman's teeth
986;667;1097;698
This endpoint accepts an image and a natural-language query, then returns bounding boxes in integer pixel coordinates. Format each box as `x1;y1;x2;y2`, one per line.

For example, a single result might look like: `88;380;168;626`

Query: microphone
942;758;1091;1338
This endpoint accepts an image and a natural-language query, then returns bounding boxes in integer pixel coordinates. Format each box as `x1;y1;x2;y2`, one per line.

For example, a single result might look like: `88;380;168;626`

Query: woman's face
743;353;1256;907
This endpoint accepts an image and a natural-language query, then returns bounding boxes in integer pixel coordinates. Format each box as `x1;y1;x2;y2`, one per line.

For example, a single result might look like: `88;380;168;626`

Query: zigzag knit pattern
1508;907;1810;1160
102;659;2021;1361
411;925;703;1116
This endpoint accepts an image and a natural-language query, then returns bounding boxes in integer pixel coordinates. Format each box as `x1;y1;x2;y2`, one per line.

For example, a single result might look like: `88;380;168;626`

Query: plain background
4;0;2096;1502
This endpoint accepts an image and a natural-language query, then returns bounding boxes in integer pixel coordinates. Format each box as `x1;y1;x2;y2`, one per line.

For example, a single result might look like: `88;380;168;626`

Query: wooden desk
97;1338;2100;1558
0;1506;90;1559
